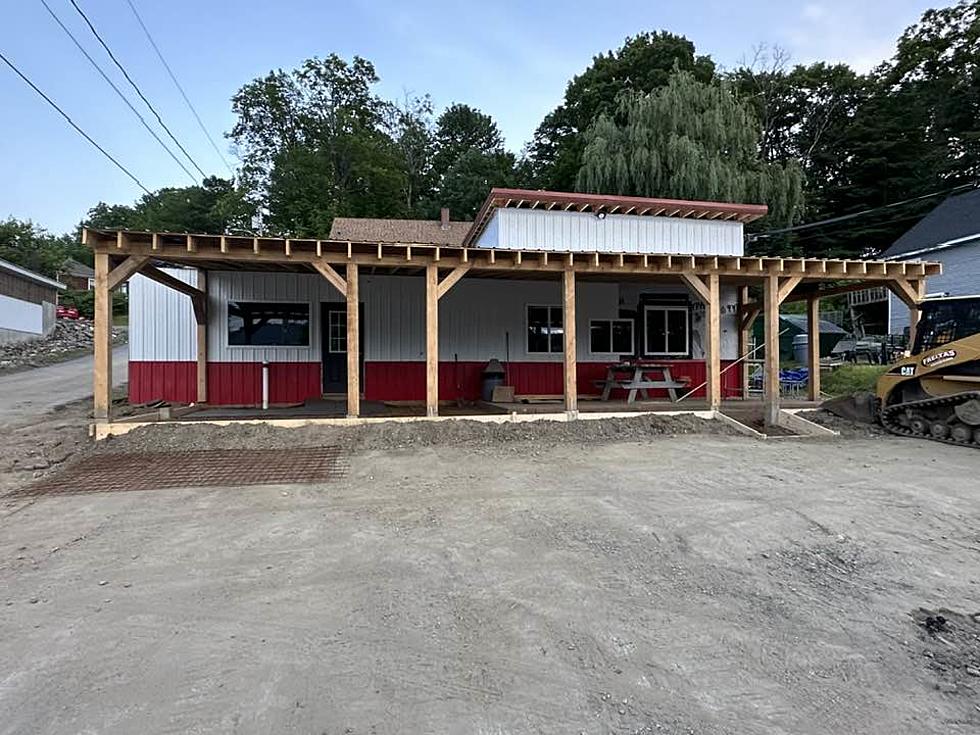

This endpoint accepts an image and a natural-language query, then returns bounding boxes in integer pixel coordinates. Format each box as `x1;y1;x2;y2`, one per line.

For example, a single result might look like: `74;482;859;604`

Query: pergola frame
85;229;941;426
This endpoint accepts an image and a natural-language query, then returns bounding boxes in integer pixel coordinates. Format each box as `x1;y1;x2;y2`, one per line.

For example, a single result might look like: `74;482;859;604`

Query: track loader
825;295;980;446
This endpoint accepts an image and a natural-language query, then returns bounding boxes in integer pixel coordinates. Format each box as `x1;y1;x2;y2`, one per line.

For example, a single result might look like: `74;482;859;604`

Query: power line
0;50;151;194
67;0;208;179
39;0;198;184
125;0;234;177
748;182;977;241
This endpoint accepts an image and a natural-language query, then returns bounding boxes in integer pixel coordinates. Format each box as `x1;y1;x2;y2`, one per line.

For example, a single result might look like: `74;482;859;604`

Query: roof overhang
463;188;770;246
884;231;980;261
0;258;66;290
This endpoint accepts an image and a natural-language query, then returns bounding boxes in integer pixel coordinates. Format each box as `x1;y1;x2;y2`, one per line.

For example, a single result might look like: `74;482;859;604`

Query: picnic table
594;361;691;403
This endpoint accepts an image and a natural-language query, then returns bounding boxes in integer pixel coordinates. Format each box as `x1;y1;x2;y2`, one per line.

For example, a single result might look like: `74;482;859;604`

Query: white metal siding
132;271;739;363
477;208;744;256
128;269;198;360
889;242;980;334
0;293;43;335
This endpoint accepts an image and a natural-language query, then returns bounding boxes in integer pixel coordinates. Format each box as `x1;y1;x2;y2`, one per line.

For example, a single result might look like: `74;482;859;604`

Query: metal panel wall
0;293;43;335
888;241;980;334
128;268;197;361
477;208;744;255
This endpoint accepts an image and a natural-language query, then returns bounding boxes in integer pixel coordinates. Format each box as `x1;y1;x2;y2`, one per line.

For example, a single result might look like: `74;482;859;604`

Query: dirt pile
799;409;889;438
97;413;740;455
0;319;126;372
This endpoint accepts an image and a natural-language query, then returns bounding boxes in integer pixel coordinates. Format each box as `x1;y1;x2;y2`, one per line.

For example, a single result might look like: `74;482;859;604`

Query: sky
1;0;938;234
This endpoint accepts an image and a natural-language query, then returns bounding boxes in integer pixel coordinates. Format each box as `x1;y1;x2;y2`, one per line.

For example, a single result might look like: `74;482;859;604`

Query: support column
807;295;821;402
346;263;360;418
763;274;780;426
196;269;208;404
908;279;926;348
706;273;721;410
563;268;577;417
93;251;111;422
425;263;438;417
738;285;750;400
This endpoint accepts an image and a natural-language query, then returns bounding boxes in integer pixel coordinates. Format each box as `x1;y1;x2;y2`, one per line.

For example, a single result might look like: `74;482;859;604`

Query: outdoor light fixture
595;211;607;220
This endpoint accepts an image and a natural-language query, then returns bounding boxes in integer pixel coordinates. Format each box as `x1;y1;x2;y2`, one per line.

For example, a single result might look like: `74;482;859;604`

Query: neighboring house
122;189;763;405
59;258;95;290
0;258;65;345
849;187;980;336
752;313;847;361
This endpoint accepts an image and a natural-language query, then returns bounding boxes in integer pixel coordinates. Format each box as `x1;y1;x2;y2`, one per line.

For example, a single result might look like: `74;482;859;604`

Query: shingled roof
329;217;471;245
883;187;980;258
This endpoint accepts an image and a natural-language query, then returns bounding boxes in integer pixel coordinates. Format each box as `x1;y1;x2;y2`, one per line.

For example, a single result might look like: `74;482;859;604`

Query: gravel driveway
2;426;979;734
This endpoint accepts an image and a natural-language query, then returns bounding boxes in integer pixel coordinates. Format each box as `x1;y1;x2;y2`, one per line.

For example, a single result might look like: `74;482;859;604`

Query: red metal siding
207;362;321;405
129;361;196;404
364;360;742;401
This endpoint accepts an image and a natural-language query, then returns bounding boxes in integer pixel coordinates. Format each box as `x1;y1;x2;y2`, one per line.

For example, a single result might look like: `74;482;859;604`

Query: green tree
577;70;803;232
228;54;408;235
527;32;715;190
437;150;517;219
84;177;237;233
0;218;87;278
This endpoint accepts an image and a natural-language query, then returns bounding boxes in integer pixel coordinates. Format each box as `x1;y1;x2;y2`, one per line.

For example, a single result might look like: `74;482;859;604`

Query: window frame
588;318;635;355
643;304;690;357
525;304;564;355
226;300;312;349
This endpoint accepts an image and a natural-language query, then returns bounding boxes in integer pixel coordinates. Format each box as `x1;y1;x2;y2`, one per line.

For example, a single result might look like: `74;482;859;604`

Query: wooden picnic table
594;361;690;403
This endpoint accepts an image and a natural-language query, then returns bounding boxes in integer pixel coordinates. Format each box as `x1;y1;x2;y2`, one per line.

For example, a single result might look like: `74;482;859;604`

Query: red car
56;305;80;320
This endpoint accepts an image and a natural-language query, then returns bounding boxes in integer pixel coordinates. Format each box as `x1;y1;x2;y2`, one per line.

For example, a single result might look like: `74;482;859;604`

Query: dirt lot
2;415;980;734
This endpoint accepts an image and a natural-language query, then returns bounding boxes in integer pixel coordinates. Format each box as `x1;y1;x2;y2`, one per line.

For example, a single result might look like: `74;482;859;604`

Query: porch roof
84;227;941;292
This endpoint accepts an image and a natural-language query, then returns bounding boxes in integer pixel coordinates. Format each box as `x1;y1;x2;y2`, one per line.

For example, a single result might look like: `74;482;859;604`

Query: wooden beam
887;277;922;309
312;261;347;296
196;269;208;403
93;251;111;422
425;263;438;417
436;263;471;300
777;275;803;305
807;295;820;402
107;255;149;291
738;286;752;399
706;272;721;410
346;263;360;418
763;274;780;426
680;272;711;304
140;264;207;323
563;268;577;417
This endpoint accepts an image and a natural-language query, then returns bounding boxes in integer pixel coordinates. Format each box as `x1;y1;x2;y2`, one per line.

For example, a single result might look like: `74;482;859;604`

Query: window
327;310;346;353
590;319;634;354
228;302;310;346
527;305;563;353
644;305;689;356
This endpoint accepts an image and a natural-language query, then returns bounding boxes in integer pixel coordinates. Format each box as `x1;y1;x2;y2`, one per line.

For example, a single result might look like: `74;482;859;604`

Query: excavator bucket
821;391;879;424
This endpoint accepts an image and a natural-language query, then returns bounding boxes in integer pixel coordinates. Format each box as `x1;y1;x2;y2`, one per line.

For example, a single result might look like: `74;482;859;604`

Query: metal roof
883;187;980;258
0;257;66;290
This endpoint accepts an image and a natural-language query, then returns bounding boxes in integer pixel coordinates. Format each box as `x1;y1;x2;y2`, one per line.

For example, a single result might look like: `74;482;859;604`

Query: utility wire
39;0;197;184
748;182;977;241
68;0;208;179
125;0;234;176
0;50;151;194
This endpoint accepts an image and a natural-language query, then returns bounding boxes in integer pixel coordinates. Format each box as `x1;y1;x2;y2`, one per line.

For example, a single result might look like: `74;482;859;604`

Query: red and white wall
128;269;743;406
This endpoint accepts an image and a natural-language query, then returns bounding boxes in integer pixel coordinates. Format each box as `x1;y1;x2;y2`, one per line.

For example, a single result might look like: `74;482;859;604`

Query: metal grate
15;447;346;497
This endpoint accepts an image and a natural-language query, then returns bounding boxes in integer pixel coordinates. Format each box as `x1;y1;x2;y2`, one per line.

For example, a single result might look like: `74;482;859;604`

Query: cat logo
922;349;957;367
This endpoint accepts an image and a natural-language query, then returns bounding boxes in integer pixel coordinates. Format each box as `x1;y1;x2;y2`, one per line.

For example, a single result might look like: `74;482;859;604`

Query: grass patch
822;364;887;397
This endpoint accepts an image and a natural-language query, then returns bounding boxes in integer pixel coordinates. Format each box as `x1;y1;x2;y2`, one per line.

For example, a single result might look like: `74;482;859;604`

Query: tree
0;218;87;278
84;177;237;233
431;104;505;175
527;32;716;190
437;150;517;219
228;55;408;235
391;94;436;215
577;70;804;233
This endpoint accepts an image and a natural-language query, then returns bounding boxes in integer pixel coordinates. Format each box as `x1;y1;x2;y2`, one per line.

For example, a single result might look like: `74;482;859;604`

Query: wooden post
908;279;926;348
807;295;821;402
738;285;751;400
425;263;438;417
763;274;780;426
194;270;208;403
706;273;721;410
93;251;111;422
563;268;577;417
346;263;360;418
